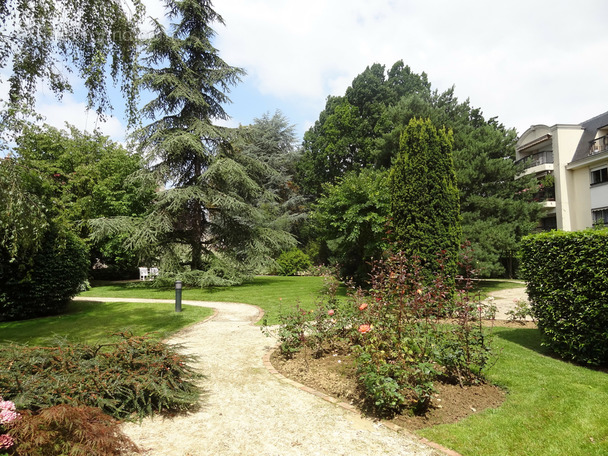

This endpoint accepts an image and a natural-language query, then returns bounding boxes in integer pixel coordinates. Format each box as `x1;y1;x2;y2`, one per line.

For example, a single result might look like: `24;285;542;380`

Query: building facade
516;111;608;231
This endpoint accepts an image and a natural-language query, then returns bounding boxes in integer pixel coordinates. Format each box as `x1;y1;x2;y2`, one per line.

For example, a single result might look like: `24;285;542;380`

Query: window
540;216;557;231
590;167;608;185
592;208;608;226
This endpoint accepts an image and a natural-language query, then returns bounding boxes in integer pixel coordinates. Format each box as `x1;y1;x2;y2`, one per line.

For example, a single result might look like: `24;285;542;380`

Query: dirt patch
271;342;506;431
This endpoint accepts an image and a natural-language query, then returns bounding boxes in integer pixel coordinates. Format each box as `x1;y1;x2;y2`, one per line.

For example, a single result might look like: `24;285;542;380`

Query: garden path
481;284;532;321
76;297;445;456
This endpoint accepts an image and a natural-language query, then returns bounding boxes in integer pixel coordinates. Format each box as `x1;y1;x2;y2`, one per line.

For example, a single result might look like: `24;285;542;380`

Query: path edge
262;348;462;456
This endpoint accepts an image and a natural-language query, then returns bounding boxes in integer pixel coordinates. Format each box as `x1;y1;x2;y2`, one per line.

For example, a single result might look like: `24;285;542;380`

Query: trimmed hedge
0;226;88;321
520;229;608;365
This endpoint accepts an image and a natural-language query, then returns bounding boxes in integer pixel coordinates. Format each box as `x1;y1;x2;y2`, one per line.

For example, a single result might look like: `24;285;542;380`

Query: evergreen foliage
239;111;304;213
389;118;461;279
0;225;88;321
91;0;295;283
0;333;201;419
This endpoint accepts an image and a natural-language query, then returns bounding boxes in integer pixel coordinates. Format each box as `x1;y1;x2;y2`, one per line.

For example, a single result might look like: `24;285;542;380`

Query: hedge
0;226;88;321
519;229;608;365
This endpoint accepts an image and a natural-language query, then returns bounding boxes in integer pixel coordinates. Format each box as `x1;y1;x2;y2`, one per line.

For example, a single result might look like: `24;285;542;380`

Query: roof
570;110;608;163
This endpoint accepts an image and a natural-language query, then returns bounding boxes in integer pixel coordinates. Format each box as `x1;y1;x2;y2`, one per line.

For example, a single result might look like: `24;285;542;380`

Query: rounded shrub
275;248;312;276
0;225;89;321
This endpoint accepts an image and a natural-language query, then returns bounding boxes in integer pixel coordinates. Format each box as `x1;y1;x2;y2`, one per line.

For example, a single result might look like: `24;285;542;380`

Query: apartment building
515;111;608;231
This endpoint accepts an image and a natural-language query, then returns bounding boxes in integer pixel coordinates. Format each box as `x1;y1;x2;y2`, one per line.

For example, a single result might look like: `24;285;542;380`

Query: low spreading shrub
0;332;201;420
6;404;139;456
520;229;608;365
153;256;251;288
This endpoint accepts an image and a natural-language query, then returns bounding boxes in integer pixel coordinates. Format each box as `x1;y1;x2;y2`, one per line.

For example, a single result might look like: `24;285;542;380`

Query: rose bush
264;246;497;417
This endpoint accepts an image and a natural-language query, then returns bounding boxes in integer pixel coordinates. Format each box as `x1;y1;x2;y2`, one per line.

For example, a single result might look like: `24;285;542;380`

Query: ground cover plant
0;333;201;455
0;333;201;419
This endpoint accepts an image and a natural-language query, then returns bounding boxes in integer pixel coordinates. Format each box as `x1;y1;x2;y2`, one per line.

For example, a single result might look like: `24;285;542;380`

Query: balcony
515;151;554;170
533;187;555;203
589;135;608;156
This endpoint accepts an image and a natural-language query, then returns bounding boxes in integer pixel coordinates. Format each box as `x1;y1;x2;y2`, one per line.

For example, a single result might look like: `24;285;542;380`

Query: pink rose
0;434;14;450
358;324;371;334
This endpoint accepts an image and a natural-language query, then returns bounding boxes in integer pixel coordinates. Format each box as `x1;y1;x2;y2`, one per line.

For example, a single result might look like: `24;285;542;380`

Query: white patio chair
149;267;159;279
139;267;149;281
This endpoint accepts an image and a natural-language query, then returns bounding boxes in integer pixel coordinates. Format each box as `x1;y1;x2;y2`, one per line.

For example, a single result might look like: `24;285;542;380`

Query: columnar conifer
389;117;461;279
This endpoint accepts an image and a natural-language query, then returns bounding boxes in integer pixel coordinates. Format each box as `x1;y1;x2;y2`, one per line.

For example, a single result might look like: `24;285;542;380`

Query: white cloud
35;93;128;142
210;0;608;134
4;0;606;143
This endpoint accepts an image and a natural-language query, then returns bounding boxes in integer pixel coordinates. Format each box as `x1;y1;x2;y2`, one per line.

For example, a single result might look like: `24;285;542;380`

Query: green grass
81;275;347;325
0;275;339;345
0;300;213;345
473;279;525;294
418;327;608;455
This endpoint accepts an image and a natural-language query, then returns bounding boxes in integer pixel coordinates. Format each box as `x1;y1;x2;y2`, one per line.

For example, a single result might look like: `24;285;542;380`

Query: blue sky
9;0;608;145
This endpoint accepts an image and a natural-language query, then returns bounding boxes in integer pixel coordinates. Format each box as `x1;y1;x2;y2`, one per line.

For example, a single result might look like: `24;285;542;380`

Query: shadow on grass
495;327;553;357
1;300;198;345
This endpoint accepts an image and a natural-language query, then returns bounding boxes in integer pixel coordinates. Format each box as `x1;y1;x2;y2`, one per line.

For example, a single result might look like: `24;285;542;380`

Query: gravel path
76;297;445;456
481;284;532;321
79;286;531;455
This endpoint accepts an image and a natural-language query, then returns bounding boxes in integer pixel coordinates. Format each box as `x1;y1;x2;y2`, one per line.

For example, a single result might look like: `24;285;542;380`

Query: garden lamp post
175;280;182;312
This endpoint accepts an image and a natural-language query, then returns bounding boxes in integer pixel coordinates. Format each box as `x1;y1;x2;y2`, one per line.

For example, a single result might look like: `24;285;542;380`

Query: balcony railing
533;187;555;203
515;151;554;170
589;135;608;156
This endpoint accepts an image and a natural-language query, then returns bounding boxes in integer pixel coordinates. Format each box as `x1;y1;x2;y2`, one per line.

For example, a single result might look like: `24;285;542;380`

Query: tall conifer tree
93;0;295;280
389;117;461;278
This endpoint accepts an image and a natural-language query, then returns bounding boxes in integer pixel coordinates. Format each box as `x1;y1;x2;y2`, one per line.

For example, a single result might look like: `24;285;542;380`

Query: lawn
0;300;213;345
418;327;608;456
0;275;338;345
81;275;347;325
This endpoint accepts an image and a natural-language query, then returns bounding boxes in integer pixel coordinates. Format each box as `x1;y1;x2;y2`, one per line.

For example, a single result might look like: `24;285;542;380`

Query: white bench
139;267;160;281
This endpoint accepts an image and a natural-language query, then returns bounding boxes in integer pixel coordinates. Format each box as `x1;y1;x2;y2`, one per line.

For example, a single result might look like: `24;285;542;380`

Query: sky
17;0;608;144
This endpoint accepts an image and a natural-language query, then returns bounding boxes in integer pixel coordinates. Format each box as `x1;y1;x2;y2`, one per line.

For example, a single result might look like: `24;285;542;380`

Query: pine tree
389;117;461;279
